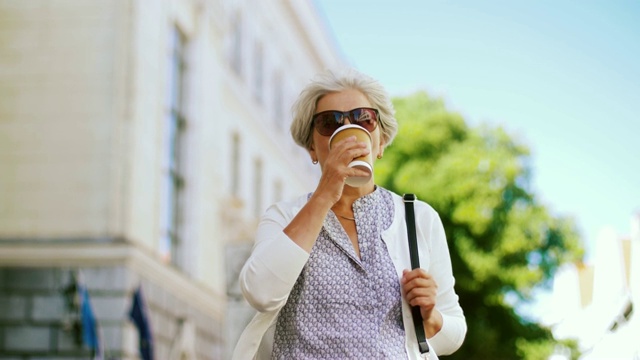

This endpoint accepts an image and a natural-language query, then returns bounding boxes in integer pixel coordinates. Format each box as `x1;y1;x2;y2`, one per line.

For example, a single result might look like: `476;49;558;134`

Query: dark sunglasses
312;107;380;136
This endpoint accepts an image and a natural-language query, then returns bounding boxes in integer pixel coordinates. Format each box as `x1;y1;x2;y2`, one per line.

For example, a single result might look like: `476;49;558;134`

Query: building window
253;41;264;104
231;133;241;197
253;158;263;218
160;26;188;267
230;12;243;76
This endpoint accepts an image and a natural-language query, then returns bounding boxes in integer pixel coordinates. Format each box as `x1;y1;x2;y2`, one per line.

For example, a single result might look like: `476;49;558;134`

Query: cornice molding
0;240;225;321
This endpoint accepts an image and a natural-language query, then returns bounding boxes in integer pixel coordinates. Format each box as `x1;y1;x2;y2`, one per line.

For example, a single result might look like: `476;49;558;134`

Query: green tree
375;92;584;360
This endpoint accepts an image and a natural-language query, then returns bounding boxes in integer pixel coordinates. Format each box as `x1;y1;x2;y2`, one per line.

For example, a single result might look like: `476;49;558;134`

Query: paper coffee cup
329;124;373;187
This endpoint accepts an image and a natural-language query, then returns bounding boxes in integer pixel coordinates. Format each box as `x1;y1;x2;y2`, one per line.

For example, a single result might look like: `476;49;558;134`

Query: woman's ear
377;139;386;158
308;142;317;163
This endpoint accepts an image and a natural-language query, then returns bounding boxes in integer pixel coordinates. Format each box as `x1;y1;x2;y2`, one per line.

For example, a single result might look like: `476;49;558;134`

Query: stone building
0;0;342;358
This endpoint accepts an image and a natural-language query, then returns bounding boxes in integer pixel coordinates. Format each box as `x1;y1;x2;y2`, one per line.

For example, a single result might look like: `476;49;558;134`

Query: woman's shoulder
381;188;439;217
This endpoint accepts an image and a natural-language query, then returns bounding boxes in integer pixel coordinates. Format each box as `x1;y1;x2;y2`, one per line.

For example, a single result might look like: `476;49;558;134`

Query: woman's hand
285;136;370;253
313;136;370;205
401;268;443;337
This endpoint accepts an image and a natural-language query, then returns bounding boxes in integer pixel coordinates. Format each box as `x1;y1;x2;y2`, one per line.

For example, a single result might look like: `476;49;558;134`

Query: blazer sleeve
239;199;310;313
418;202;467;355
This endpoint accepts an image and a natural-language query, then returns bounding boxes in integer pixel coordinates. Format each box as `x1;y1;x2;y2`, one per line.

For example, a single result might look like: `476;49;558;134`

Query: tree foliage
375;92;584;359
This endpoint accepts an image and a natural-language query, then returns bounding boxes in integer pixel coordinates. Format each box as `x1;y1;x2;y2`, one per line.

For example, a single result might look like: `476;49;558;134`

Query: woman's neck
332;183;375;212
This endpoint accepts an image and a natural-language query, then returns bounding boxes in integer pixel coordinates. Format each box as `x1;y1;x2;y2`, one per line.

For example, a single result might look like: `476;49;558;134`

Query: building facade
0;0;343;358
547;213;640;359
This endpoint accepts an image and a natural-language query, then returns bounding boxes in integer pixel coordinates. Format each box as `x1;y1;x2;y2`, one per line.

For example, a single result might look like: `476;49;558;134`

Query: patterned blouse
272;187;408;359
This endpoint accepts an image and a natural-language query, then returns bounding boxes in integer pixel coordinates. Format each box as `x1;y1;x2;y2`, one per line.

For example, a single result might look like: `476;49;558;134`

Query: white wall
0;0;123;237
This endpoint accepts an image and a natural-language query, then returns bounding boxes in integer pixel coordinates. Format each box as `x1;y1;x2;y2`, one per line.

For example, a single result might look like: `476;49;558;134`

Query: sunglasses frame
312;107;380;136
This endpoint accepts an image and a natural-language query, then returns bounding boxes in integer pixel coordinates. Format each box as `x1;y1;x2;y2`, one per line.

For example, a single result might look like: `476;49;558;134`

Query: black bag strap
403;194;430;356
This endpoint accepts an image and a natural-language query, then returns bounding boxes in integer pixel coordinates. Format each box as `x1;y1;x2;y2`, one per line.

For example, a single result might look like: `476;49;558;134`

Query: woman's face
309;89;385;168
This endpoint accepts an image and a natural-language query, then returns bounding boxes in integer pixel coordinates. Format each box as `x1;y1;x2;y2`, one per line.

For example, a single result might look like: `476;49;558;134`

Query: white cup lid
345;161;372;187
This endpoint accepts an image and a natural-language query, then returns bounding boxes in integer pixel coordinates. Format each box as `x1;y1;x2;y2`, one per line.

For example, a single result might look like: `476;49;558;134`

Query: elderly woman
233;68;466;359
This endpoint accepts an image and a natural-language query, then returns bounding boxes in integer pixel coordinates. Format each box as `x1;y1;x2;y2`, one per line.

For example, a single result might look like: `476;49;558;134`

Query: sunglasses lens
314;113;341;136
352;108;378;133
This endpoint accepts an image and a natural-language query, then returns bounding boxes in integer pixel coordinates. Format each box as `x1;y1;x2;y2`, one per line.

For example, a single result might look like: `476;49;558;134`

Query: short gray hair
290;68;398;150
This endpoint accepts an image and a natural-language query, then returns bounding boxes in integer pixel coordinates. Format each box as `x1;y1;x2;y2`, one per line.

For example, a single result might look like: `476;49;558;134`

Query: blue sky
314;0;640;261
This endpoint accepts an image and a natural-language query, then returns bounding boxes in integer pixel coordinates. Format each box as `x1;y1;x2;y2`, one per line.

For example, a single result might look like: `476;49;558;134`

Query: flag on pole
129;286;154;360
79;285;102;359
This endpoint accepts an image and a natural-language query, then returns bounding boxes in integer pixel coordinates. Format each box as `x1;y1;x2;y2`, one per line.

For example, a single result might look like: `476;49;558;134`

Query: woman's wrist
424;309;444;338
308;191;336;212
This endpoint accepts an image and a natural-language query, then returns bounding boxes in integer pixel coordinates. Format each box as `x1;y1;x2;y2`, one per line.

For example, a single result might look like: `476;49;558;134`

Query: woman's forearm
283;192;334;253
